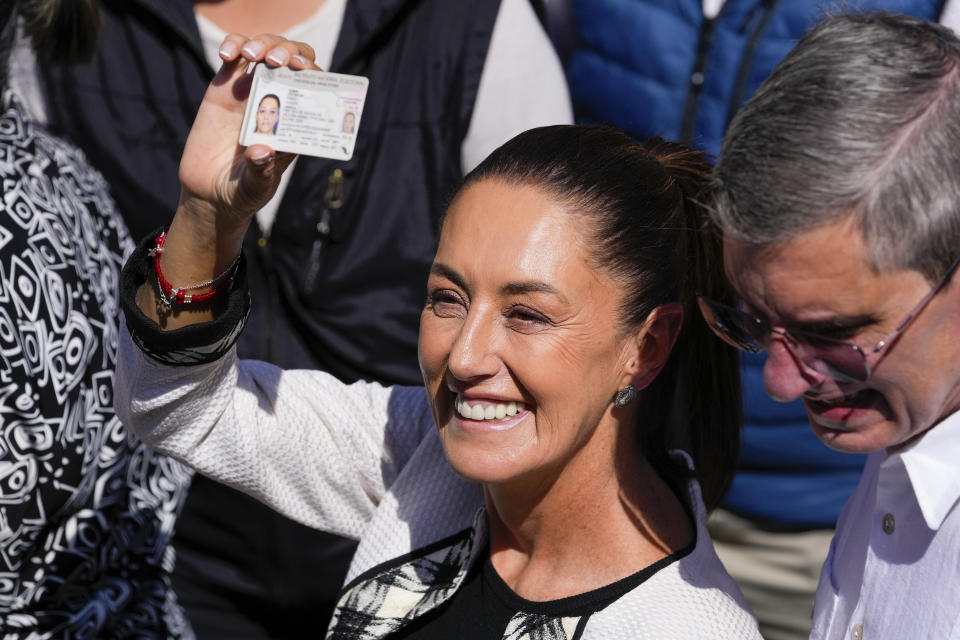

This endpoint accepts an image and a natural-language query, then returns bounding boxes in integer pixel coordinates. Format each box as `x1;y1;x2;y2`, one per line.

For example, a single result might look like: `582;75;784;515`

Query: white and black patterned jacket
115;242;761;639
0;92;193;639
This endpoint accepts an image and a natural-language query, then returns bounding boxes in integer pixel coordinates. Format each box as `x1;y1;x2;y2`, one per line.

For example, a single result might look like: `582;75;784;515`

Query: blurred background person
38;0;572;636
0;1;192;637
539;1;950;638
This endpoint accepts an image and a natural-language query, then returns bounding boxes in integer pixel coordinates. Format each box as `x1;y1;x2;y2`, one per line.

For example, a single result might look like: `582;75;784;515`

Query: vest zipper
680;16;719;144
302;169;345;291
681;0;767;145
725;0;782;130
256;230;277;358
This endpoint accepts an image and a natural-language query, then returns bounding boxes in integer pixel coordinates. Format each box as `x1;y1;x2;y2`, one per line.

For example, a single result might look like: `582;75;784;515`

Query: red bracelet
148;229;240;307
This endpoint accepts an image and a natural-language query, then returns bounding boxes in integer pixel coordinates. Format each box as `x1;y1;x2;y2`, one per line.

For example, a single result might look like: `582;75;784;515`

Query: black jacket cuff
119;229;251;366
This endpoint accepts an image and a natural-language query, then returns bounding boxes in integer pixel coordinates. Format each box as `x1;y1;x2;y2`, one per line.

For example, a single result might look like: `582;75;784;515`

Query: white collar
892;408;960;530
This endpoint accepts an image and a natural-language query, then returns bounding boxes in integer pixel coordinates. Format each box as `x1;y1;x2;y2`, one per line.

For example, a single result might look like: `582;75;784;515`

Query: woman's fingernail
292;55;310;66
250;151;272;166
241;40;265;59
266;48;290;66
219;41;239;59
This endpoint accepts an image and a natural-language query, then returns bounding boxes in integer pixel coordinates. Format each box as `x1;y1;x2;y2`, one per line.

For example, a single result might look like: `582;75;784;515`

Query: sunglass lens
801;342;869;383
697;297;763;353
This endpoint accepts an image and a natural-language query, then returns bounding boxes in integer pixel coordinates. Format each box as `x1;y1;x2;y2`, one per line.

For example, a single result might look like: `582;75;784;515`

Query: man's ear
622;302;684;390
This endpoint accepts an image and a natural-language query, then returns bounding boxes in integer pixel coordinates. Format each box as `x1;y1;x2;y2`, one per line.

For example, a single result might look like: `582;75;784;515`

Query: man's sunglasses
698;255;960;383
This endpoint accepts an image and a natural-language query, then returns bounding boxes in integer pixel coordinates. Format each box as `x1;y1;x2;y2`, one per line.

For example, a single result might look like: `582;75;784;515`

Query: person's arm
140;33;317;330
460;0;573;173
116;34;437;535
115;315;434;537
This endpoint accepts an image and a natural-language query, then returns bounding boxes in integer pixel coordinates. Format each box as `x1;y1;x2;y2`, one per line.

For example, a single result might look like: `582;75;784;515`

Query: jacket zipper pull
303;169;345;290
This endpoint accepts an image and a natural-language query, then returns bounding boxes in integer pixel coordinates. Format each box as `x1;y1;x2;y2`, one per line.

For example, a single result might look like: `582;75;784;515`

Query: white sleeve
114;322;434;540
460;0;574;173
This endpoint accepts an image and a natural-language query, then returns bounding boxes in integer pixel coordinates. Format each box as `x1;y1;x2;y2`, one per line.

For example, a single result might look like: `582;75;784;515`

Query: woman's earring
614;385;639;408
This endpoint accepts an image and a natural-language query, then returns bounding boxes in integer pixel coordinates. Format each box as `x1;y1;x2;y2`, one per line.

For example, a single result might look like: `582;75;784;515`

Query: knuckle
252;33;282;45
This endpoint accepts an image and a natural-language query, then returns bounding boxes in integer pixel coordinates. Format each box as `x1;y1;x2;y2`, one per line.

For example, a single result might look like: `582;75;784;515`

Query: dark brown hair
19;0;101;61
2;1;100;92
461;125;741;509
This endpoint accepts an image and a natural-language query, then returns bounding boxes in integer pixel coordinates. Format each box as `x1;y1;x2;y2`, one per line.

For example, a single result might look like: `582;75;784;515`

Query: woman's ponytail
641;138;741;510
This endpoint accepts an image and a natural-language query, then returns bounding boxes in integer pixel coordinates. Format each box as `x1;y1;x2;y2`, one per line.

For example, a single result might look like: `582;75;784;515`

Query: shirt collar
893;408;960;530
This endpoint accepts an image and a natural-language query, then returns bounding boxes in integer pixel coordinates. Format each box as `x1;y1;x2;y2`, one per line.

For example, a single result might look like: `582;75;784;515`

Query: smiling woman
420;128;741;512
114;33;759;639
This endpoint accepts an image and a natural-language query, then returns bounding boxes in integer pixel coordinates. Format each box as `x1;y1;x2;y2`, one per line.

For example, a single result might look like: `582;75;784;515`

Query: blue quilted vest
568;0;943;158
567;0;943;526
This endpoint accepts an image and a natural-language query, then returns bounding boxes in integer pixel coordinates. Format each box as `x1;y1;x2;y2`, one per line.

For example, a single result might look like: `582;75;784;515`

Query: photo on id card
239;64;369;161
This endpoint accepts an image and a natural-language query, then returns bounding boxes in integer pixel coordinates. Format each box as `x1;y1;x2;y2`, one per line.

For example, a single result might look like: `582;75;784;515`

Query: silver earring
614;385;639;408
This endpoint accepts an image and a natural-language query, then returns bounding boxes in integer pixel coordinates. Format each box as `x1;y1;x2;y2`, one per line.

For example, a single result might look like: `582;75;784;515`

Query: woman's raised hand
178;34;320;227
138;35;321;329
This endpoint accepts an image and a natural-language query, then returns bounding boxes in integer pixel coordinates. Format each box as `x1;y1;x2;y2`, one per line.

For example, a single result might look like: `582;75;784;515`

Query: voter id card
239;65;369;161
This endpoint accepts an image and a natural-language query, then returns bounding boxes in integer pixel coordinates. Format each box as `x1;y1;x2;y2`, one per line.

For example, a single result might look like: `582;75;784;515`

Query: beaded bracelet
148;229;240;307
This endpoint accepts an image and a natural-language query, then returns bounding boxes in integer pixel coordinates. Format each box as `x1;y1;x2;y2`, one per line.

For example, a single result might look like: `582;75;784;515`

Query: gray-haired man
699;12;960;639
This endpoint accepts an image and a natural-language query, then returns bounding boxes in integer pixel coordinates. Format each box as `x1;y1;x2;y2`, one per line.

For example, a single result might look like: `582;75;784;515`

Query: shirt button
882;513;895;534
852;623;864;640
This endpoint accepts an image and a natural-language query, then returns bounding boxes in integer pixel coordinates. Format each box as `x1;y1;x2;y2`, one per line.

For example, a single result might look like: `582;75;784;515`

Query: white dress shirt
811;409;960;640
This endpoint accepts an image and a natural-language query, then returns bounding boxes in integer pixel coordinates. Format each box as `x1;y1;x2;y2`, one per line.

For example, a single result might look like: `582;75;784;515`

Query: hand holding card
239;66;369;161
147;33;323;330
177;34;318;225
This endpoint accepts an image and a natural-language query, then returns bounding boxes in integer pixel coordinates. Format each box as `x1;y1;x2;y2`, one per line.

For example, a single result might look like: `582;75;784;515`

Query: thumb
246;144;278;171
231;146;300;215
232;144;283;213
244;145;298;183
